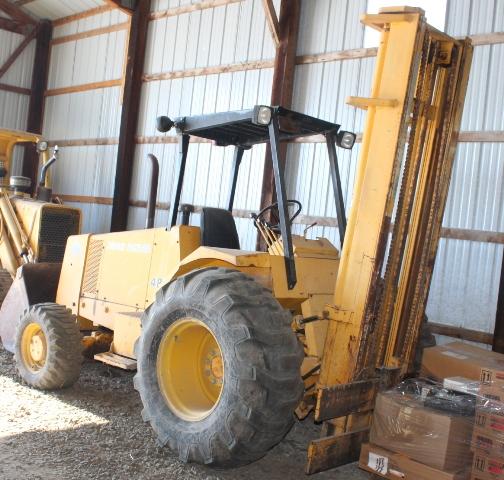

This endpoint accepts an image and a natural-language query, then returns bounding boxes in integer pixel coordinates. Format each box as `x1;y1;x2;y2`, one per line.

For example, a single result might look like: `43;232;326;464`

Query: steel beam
110;0;150;232
22;20;52;192
258;0;300;242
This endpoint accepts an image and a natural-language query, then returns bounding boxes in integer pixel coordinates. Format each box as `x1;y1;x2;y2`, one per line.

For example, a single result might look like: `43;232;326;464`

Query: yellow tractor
0;8;473;473
0;130;81;387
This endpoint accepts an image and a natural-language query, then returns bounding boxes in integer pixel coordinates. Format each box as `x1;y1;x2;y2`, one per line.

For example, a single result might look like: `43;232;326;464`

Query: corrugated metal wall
0;19;36;176
128;0;277;250
42;8;128;233
0;27;35;130
284;0;504;338
31;0;503;337
286;0;368;248
427;0;504;338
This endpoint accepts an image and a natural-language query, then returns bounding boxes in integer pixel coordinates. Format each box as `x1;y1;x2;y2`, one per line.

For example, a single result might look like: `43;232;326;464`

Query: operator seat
200;207;240;249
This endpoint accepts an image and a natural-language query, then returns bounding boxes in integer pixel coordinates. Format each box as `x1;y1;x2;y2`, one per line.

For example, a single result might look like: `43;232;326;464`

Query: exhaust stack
37;146;58;202
146;154;159;229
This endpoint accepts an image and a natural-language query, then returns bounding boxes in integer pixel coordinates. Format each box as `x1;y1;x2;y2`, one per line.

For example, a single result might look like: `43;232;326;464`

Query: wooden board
306;428;370;475
94;352;137;370
315;379;378;422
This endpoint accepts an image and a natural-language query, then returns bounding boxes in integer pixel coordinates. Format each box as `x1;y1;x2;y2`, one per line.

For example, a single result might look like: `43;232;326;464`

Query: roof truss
0;0;36;25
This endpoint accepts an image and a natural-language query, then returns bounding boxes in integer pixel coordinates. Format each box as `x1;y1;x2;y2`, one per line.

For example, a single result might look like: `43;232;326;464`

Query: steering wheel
253;200;302;232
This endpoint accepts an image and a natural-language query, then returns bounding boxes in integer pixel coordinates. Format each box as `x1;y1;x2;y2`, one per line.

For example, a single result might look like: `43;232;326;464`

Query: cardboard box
480;367;504;402
359;443;470;480
472;426;504;458
475;408;504;441
479;384;504;404
421;342;504;382
371;391;473;471
472;453;504;480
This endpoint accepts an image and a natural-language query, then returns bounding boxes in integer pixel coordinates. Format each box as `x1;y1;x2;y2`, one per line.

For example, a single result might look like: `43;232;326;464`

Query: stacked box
471;366;504;480
359;383;474;479
370;390;473;471
480;366;504;403
421;342;504;382
359;443;470;480
361;344;504;480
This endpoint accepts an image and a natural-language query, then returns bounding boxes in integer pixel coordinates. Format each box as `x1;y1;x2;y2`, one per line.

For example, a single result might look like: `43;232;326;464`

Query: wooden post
493;254;504;353
258;0;300;245
110;0;150;232
23;20;52;190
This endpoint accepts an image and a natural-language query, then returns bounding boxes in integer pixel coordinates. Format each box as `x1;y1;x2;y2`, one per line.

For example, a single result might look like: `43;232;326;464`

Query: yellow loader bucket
0;263;61;353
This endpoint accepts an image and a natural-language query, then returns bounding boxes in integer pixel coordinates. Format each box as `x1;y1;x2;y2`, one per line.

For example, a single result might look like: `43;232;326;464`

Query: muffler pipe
39;145;58;188
37;145;58;202
146;154;159;229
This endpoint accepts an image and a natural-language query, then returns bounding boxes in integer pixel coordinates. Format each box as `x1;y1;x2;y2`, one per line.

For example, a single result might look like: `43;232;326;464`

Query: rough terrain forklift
0;8;472;474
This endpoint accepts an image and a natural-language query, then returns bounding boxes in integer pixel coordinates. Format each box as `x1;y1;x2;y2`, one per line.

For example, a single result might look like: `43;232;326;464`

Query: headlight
37;141;48;152
253;106;273;125
336;130;356;149
156;116;174;133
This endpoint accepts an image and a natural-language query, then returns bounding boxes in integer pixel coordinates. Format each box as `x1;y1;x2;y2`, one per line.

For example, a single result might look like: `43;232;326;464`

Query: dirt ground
0;346;371;480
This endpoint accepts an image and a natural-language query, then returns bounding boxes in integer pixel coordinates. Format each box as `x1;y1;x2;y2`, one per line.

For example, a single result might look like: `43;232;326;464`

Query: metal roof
16;0;106;20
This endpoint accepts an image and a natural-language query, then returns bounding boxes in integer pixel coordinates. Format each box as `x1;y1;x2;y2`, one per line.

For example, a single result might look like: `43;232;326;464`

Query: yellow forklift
0;8;472;473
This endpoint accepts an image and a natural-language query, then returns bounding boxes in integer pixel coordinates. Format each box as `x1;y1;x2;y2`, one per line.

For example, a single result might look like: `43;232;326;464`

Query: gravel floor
0;346;371;480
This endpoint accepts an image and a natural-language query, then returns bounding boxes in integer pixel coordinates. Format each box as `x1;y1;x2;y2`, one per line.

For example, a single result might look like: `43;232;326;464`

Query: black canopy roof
170;106;341;148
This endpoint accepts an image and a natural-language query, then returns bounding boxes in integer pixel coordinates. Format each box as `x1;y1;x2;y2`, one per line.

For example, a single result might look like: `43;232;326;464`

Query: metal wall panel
48;31;127;88
129;0;369;249
53;10;129;38
288;0;504;337
427;0;504;337
0;29;35;130
0;29;36;174
42;12;125;233
129;0;276;248
286;0;369;248
28;0;503;340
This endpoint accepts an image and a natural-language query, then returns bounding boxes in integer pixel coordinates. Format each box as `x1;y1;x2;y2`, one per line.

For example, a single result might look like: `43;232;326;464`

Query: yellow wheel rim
157;318;224;422
20;322;47;373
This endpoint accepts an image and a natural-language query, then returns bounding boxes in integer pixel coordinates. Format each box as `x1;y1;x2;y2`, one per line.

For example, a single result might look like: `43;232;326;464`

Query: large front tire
14;303;82;389
134;268;304;468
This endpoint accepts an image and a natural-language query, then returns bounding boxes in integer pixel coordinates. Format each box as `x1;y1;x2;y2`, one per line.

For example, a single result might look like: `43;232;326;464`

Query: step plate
94;351;137;370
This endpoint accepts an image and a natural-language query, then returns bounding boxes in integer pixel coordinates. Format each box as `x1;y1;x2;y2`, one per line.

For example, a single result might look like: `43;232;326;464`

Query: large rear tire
134;267;304;468
14;303;82;389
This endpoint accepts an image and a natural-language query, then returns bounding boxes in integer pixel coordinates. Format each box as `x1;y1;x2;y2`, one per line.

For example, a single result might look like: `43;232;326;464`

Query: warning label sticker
368;452;389;474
